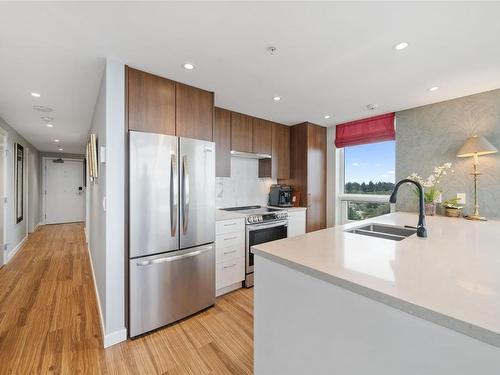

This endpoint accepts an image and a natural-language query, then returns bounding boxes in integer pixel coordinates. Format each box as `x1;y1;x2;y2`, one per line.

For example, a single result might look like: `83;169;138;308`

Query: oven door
246;220;288;274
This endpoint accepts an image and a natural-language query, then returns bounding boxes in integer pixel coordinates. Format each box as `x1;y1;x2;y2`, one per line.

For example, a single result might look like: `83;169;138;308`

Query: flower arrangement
407;162;453;203
407;163;454;215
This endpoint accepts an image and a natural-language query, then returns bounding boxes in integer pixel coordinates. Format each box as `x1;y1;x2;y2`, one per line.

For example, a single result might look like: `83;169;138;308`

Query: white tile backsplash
216;157;276;208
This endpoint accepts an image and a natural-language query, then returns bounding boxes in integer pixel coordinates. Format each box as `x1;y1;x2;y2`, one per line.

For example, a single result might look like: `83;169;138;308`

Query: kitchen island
252;212;500;374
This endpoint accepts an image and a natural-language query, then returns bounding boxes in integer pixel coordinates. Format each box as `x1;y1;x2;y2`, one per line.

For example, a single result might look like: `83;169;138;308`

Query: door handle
182;155;190;235
223;250;237;255
137;245;212;266
170;153;178;237
223;263;237;269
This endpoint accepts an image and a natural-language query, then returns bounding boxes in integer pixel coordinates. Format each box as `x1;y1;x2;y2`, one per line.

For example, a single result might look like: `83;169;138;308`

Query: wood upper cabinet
175;83;214;141
214;107;231;177
230;112;253;152
127;66;176;135
252;118;272;155
272;124;290;179
258;122;290;179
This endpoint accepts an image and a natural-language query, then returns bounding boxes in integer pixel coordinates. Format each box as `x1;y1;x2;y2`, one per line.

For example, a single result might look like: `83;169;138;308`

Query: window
337;140;396;223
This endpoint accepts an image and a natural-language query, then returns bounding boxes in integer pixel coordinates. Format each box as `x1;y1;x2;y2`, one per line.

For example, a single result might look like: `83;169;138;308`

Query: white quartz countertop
216;206;306;221
252;212;500;347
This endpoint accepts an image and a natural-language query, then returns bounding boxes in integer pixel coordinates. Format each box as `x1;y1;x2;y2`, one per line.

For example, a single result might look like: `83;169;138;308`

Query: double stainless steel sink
346;223;417;241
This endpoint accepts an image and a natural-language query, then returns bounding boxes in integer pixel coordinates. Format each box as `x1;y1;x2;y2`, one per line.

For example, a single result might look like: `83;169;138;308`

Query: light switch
100;146;106;163
457;193;466;204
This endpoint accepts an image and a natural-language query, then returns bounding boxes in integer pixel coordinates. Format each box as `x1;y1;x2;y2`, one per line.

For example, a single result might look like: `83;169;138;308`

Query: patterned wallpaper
396;89;500;218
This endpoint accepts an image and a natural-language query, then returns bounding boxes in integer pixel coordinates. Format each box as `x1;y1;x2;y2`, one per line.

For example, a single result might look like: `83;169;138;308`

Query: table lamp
456;135;498;221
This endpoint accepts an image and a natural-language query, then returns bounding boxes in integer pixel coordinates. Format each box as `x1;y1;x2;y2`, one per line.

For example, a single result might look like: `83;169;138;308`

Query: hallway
0;224;253;374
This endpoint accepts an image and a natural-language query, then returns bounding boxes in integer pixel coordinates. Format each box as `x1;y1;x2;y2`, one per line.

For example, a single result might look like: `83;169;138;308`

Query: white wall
27;149;41;232
216;157;276;208
86;59;126;348
0;116;42;262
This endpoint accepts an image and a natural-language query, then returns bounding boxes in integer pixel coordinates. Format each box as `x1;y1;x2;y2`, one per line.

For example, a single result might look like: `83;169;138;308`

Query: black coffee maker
268;184;293;207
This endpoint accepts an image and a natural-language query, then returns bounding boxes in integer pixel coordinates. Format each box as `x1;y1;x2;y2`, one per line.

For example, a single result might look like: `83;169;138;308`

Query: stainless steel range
221;206;288;287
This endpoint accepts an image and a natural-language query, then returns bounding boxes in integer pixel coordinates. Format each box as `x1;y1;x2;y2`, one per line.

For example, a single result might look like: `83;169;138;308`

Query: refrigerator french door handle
170;153;178;237
136;245;213;266
182;155;190;234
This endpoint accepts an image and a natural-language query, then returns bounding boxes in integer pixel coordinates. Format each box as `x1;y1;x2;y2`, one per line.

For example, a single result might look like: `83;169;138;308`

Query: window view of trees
343;141;396;221
344;181;394;195
347;202;390;221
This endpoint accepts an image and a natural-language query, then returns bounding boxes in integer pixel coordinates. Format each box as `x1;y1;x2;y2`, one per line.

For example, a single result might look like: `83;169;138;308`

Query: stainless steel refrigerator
128;131;215;338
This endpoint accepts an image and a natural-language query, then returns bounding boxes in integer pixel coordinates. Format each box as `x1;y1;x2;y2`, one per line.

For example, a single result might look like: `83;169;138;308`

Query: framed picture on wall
15;143;24;224
88;133;98;180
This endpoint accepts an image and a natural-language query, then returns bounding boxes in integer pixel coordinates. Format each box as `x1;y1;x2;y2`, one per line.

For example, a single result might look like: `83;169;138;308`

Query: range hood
230;150;271;159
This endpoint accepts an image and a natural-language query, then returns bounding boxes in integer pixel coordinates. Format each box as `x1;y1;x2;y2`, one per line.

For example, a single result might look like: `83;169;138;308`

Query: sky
344;141;395;184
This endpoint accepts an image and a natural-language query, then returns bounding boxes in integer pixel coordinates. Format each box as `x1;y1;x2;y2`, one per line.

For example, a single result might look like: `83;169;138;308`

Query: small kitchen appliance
268;184;294;207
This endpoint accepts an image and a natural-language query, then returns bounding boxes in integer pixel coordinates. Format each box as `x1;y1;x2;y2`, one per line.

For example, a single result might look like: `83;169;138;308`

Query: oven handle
246;220;288;231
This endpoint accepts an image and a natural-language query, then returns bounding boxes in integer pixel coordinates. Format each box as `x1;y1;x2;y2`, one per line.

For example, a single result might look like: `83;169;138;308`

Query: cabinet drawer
216;257;245;290
216;219;245;235
216;232;245;262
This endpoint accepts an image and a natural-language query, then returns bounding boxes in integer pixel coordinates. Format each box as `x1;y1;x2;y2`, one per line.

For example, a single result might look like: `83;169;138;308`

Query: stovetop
220;205;281;215
220;205;287;224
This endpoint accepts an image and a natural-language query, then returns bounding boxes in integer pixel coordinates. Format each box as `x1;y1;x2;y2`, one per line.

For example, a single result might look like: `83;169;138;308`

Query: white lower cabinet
287;210;306;237
216;258;245;290
215;218;245;295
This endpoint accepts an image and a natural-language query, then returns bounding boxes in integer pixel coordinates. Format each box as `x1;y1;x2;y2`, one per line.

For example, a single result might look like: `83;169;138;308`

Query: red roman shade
335;113;395;148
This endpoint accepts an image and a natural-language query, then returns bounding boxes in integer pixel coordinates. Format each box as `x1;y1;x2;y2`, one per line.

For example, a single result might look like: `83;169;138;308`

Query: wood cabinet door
272;124;290;179
230;112;253;152
214;107;231;177
127;67;175;135
175;83;214;141
252;118;272;155
306;124;326;232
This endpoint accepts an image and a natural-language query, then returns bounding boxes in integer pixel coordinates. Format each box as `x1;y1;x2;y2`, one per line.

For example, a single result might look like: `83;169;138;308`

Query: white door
45;159;84;224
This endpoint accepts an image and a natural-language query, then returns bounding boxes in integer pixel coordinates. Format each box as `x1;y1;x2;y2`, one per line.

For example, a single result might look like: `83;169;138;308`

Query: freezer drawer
129;244;215;337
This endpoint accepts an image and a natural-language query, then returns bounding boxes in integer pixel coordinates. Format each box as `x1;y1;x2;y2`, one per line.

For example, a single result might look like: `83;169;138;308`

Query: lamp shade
457;135;498;158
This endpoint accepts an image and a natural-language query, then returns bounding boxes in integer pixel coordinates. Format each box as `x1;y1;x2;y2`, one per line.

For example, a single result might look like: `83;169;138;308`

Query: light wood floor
0;223;253;374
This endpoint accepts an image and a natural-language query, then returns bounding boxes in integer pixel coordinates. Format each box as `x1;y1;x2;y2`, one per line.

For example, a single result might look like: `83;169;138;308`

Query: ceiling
1;2;500;154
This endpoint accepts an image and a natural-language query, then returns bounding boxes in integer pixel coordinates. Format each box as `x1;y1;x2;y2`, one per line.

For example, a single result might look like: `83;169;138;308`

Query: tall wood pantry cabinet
279;122;326;232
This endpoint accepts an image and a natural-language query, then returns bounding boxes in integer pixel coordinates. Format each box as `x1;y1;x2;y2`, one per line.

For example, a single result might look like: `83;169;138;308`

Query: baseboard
6;235;28;263
33;222;42;232
86;243;106;338
86;243;126;348
216;282;242;297
104;328;127;348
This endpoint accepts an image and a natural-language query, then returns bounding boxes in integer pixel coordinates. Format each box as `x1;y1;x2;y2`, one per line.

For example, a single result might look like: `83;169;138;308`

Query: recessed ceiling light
428;86;439;92
58;148;63;151
393;42;409;51
46;123;53;128
31;92;40;98
183;63;195;70
54;139;60;143
366;104;378;110
41;116;53;122
324;115;331;119
273;96;281;102
33;105;52;112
